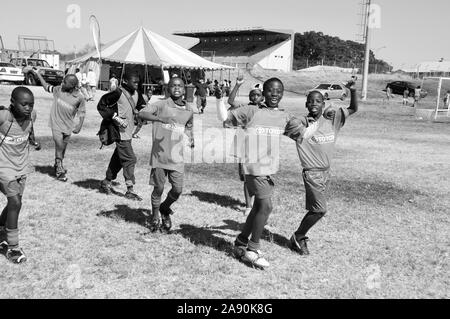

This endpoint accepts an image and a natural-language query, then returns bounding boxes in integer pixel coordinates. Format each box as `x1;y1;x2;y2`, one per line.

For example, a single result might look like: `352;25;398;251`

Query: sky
0;0;449;69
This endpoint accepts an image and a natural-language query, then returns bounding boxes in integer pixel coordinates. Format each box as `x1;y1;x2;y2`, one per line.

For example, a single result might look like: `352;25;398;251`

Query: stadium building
174;27;294;72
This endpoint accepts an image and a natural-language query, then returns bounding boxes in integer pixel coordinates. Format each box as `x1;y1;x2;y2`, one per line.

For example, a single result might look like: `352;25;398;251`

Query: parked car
0;62;24;84
10;57;64;86
385;81;428;98
306;83;348;100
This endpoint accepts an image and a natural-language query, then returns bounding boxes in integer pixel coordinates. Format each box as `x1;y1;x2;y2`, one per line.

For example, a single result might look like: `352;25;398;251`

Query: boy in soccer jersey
226;78;264;216
217;78;318;269
138;77;194;233
288;78;358;256
0;87;38;263
33;70;85;182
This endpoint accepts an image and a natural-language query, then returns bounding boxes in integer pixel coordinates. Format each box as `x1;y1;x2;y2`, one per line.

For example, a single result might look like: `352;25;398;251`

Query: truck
10;57;64;86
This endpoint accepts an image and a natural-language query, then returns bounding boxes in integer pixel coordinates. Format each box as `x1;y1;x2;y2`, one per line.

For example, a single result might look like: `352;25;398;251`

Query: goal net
415;77;450;122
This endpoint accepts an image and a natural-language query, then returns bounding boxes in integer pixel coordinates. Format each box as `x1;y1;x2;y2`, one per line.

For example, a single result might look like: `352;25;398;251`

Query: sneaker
241;250;270;269
233;239;247;259
289;235;310;255
0;240;7;255
54;164;68;182
56;172;68;182
159;206;173;232
99;180;112;195
6;248;27;264
125;190;143;201
145;218;161;233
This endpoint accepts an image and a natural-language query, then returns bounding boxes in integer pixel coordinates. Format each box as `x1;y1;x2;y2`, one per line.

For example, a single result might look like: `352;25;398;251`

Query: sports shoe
233;237;247;259
6;248;27;264
289;235;310;255
125;190;143;201
145;218;161;233
159;206;173;232
241;250;270;269
99;180;112;195
54;164;68;182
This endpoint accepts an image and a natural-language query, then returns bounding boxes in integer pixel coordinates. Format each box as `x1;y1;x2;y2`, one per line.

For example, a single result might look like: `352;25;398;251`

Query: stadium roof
173;27;293;38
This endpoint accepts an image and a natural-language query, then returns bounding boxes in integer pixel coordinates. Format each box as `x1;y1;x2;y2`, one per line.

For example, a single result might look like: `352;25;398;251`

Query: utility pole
361;0;371;101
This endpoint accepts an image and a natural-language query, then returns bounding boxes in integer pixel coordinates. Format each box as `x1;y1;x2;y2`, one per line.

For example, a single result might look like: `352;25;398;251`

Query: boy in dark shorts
0;87;38;263
33;70;85;182
138;77;194;233
218;78;318;269
194;79;208;114
288;78;358;256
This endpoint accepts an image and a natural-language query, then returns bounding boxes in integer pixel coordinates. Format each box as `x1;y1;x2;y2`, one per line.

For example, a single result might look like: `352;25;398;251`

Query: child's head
10;87;34;119
306;90;325;118
249;84;263;105
263;78;284;108
168;77;185;99
61;74;79;93
123;72;140;93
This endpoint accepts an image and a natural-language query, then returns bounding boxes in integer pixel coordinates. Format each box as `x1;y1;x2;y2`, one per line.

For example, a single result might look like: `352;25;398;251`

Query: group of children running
0;71;357;269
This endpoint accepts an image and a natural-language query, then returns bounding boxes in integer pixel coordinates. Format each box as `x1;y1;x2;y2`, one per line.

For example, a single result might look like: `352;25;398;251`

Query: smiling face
11;88;34;120
263;79;284;108
168;78;185;99
306;91;325;118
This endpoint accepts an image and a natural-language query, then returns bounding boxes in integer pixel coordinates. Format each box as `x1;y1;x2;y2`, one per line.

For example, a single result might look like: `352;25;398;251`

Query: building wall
254;39;292;72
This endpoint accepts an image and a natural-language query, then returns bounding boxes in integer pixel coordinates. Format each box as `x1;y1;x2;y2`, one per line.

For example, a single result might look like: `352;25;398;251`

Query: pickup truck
10;57;64;86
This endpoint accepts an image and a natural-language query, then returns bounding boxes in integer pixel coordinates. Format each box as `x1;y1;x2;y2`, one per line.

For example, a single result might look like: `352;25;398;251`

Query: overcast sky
0;0;448;69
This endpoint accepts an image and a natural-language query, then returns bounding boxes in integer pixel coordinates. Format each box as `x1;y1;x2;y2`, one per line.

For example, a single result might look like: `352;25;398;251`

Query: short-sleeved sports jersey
295;106;350;170
229;104;309;176
0;108;36;182
141;99;194;173
47;85;85;134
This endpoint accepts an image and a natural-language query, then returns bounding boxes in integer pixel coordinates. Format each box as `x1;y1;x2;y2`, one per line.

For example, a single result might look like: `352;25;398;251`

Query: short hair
12;86;33;100
307;90;324;100
169;77;185;86
76;68;80;72
123;72;139;81
263;77;284;92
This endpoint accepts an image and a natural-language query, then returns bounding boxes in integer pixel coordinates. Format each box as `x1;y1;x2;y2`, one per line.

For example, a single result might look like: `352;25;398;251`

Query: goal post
416;77;450;121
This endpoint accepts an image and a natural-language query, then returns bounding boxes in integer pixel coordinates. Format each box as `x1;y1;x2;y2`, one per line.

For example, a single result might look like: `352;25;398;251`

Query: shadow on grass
34;165;54;178
332;178;424;205
218;219;290;248
97;204;150;227
175;224;235;255
186;191;244;210
73;179;124;195
175;219;290;257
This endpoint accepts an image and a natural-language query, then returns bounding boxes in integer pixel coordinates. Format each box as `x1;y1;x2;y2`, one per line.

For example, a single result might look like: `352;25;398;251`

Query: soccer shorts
245;175;274;200
0;176;27;198
51;129;71;143
150;168;184;191
302;169;331;213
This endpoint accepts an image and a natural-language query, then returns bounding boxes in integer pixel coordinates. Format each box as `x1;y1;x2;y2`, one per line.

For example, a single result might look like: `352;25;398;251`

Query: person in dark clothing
194;79;208;114
99;72;147;201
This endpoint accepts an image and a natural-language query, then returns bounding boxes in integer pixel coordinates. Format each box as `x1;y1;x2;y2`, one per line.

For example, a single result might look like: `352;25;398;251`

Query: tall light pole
361;0;372;101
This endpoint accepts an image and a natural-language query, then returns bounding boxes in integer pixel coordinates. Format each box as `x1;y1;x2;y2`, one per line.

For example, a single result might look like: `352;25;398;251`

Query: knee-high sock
295;211;325;239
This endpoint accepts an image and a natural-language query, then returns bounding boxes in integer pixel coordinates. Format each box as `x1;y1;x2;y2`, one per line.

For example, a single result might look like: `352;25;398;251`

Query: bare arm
32;70;52;92
227;77;244;108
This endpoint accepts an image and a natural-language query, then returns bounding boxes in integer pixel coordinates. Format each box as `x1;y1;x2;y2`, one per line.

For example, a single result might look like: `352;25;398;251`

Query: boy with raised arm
288;78;358;256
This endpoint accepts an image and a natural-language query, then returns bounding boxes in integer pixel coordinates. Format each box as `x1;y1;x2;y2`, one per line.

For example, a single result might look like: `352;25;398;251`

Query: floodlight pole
361;0;371;101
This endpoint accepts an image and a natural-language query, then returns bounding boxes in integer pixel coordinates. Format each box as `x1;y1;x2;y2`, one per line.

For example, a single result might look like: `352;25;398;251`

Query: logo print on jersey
0;133;29;145
308;133;335;145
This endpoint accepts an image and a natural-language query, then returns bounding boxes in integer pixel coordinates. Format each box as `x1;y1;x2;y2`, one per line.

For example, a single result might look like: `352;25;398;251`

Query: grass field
0;80;449;299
